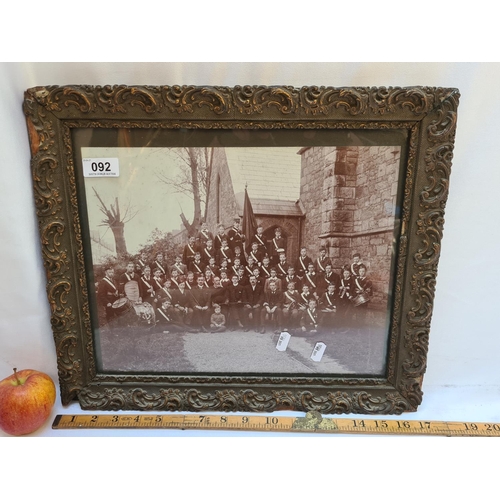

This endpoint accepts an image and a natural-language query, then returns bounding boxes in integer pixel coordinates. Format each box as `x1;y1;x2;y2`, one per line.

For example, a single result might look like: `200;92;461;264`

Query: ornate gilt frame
24;85;459;414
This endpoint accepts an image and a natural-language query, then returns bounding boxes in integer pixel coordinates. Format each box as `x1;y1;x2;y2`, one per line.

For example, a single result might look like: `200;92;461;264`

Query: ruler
52;411;500;436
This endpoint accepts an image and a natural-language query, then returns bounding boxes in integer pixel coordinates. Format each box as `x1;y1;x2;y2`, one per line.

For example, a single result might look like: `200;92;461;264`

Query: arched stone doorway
261;218;300;263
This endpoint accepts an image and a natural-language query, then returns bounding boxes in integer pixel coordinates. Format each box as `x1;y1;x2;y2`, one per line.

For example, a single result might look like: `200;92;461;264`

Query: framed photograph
24;85;459;414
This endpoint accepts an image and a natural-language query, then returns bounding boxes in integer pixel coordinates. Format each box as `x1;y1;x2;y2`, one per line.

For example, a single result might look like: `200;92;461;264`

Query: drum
133;301;156;326
352;293;370;307
111;298;133;315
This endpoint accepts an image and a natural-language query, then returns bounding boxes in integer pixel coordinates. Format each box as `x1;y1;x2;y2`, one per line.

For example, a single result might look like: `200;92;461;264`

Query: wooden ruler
52;411;500;436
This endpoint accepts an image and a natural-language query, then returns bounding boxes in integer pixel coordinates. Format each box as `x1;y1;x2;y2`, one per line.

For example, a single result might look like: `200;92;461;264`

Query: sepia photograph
83;144;402;376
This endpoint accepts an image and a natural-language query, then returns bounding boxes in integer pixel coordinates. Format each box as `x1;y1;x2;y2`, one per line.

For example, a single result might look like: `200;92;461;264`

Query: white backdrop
1;63;500;439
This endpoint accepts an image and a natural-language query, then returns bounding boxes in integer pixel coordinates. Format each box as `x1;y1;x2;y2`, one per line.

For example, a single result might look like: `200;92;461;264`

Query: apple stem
13;367;21;385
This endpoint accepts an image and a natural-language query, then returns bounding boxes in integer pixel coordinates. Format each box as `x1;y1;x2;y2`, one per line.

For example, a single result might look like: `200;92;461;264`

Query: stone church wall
299;145;401;309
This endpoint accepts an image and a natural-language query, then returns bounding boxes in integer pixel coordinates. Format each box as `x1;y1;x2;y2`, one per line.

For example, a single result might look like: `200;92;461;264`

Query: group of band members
97;219;373;334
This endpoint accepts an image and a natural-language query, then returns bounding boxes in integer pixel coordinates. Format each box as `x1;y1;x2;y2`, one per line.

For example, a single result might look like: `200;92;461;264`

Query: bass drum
133;301;156;326
111;297;133;314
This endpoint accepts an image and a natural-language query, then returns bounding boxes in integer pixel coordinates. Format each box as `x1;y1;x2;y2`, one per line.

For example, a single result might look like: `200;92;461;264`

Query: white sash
141;277;154;293
305;273;316;288
162;288;173;300
355;278;364;291
157;308;171;322
155;262;166;274
103;277;117;291
284;291;296;303
261;266;270;277
204;248;212;260
340;279;350;298
307;308;318;326
278;263;287;275
255;235;265;246
317;258;326;272
300;257;308;271
174;263;185;275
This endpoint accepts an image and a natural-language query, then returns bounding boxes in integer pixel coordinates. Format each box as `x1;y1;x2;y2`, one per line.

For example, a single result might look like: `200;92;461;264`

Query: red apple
0;368;56;436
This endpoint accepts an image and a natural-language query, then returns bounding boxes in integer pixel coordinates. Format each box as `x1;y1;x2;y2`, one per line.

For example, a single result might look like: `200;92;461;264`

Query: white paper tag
276;331;291;352
83;158;120;177
310;342;326;362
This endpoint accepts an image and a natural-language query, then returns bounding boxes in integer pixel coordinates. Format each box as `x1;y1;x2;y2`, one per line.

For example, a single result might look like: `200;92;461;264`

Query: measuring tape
52;411;500;436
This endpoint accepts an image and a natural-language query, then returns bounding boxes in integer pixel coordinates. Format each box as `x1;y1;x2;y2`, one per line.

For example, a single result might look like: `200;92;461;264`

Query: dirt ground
96;310;390;376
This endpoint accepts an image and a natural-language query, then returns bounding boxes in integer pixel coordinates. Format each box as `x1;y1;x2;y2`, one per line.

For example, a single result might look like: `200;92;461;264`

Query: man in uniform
282;281;301;330
119;262;141;296
170;255;187;278
171;280;193;327
139;266;156;305
243;275;264;332
201;239;216;266
251;225;267;256
261;280;283;333
189;275;212;331
270;227;286;266
217;237;233;266
264;267;282;292
152;252;168;280
248;242;264;267
197;222;213;249
295;247;313;279
188;251;205;276
227;217;245;251
260;255;272;280
352;264;373;326
300;298;323;333
315;247;332;277
183;235;199;267
226;274;245;330
97;267;119;326
319;282;339;329
276;252;289;279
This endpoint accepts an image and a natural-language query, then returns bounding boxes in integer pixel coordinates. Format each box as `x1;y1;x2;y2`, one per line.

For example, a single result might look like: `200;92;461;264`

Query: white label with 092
83;158;120;177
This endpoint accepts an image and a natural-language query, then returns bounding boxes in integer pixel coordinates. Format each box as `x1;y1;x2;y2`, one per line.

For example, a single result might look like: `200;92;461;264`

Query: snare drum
352;293;370;307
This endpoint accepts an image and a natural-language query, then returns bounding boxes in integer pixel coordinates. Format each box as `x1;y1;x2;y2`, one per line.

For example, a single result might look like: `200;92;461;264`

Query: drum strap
340;279;349;298
157;308;171;322
141;277;154;294
307;308;318;326
103;277;117;291
305;273;316;288
155;263;166;274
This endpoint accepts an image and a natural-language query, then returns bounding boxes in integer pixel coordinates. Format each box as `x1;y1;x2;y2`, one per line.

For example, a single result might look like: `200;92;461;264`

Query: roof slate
225;148;302;205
